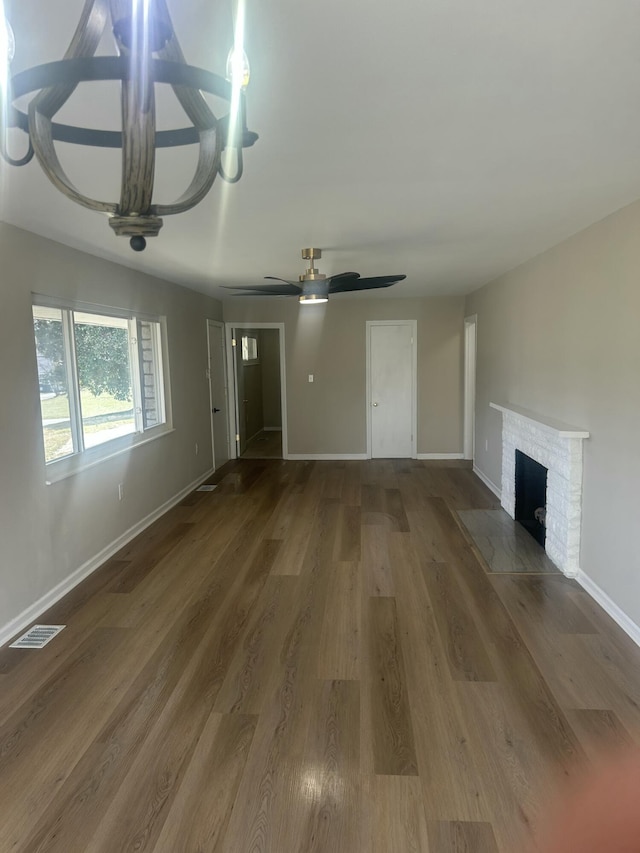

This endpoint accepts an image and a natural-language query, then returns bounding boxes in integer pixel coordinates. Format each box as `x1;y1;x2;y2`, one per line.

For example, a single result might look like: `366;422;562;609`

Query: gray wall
0;223;221;635
465;198;640;627
223;295;466;455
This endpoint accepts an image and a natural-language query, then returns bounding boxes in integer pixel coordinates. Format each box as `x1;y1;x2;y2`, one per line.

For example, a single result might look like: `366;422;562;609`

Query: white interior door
207;320;230;470
368;321;416;458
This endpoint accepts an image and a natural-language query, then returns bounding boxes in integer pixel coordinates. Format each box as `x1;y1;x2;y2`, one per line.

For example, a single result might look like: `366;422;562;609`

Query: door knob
212;407;221;413
372;402;378;407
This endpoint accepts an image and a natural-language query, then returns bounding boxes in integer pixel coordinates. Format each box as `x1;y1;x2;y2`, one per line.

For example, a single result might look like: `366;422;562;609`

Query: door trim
463;314;477;461
224;322;288;459
206;319;230;470
366;320;417;459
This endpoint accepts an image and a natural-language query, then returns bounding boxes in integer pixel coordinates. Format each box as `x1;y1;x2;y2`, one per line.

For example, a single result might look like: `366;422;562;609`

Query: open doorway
227;323;287;459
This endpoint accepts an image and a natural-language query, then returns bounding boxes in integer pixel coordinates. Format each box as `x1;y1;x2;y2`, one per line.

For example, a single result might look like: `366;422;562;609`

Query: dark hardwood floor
241;429;283;459
1;459;639;851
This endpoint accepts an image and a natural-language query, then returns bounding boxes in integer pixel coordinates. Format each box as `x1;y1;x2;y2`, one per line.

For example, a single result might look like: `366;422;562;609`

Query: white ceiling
2;0;640;299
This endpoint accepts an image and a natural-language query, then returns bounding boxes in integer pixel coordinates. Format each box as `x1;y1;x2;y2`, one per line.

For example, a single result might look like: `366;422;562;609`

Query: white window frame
33;295;173;483
241;334;259;364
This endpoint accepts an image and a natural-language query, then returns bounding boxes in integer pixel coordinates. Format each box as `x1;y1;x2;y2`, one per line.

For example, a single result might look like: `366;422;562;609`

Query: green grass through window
41;388;132;420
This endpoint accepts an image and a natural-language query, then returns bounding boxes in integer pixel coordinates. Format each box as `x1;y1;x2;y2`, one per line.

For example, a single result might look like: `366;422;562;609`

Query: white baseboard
0;468;214;649
417;453;465;460
472;464;501;499
287;453;464;462
576;570;640;650
286;453;368;461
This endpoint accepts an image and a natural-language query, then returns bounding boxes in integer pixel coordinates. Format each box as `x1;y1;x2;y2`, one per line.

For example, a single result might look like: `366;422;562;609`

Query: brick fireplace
491;403;589;577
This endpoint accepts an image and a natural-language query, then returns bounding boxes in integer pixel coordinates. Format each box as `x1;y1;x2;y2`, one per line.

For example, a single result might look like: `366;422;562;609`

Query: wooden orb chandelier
1;0;258;250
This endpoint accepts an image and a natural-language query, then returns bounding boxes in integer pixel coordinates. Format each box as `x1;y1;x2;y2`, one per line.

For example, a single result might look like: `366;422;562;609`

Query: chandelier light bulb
226;47;250;89
2;17;15;63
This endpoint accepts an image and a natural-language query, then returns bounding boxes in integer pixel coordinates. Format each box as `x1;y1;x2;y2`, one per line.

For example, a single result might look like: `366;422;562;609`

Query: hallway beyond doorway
240;429;283;459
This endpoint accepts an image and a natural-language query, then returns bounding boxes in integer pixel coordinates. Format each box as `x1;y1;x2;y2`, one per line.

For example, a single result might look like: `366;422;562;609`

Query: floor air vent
196;484;217;492
9;625;66;649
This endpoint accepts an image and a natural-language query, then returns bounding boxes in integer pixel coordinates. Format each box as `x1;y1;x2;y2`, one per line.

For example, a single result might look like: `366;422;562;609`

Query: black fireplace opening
515;450;548;547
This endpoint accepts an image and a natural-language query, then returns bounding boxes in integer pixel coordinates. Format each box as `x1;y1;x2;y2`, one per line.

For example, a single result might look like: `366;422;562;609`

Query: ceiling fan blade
222;283;301;296
329;274;406;294
264;276;298;285
326;272;359;293
326;271;360;283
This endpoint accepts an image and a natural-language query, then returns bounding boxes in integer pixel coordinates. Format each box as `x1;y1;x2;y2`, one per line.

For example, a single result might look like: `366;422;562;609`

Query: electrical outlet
195;442;199;455
118;483;124;501
308;374;314;383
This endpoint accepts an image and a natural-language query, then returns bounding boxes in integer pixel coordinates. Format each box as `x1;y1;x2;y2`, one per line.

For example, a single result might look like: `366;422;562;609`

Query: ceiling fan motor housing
300;280;329;302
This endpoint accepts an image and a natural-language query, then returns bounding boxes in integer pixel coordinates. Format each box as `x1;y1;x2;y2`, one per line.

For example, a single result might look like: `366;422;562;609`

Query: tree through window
33;302;168;466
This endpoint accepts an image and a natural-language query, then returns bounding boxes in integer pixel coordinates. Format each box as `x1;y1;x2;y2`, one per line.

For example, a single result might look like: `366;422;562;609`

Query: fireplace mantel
491;402;589;577
490;402;589;439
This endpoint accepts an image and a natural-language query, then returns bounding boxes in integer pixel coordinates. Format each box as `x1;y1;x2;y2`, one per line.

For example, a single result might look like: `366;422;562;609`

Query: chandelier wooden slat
1;0;258;250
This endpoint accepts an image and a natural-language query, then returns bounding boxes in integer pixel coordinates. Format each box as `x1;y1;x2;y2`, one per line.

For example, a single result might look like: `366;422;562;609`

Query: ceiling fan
223;248;406;303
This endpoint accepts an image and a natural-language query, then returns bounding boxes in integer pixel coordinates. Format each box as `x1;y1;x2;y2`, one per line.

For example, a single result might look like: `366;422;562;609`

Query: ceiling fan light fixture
0;0;258;250
299;293;328;305
299;269;329;304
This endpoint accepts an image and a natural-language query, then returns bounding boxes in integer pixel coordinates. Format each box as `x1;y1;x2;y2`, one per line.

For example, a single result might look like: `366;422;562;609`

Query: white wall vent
9;625;66;649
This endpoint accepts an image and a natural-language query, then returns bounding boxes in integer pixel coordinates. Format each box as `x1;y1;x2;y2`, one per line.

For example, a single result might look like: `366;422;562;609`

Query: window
33;300;169;473
241;334;259;363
